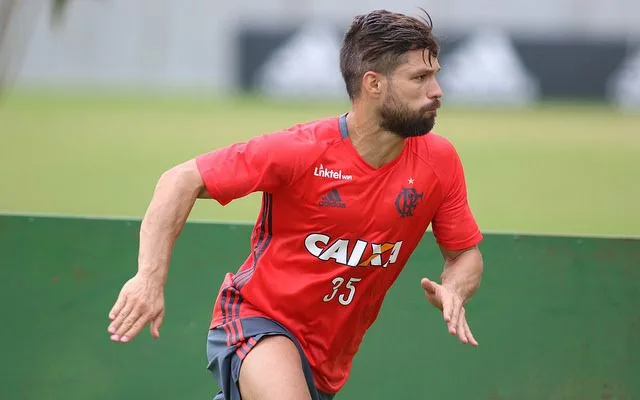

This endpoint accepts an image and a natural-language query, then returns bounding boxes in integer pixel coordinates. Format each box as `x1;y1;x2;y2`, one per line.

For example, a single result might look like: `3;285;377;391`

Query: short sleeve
195;130;305;206
431;148;483;250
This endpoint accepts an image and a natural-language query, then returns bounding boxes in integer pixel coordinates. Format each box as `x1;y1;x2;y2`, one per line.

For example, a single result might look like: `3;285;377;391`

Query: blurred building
2;0;639;107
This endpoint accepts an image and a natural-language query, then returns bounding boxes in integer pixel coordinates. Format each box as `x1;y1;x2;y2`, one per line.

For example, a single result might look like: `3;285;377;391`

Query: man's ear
362;71;385;98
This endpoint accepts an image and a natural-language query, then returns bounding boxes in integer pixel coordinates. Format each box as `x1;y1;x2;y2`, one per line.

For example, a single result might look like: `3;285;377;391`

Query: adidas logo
319;189;346;208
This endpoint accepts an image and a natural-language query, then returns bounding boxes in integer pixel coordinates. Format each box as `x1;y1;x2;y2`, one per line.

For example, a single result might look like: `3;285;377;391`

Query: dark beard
379;95;437;138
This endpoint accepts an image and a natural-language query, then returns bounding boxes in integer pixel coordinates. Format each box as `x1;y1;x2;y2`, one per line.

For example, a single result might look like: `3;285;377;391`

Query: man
107;9;484;400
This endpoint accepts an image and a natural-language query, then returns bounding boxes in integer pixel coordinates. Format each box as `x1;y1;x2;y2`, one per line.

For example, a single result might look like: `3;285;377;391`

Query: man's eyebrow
413;66;441;74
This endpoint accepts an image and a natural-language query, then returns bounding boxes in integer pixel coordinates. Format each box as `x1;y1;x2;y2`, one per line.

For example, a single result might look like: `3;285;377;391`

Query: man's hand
421;277;479;347
106;159;206;344
107;274;165;343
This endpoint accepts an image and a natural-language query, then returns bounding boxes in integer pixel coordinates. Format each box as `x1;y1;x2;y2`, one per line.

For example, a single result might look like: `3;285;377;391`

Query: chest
292;159;444;234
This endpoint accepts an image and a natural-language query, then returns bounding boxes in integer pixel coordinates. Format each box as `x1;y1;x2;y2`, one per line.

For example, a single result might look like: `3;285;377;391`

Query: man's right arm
137;159;209;286
107;127;310;343
107;159;208;343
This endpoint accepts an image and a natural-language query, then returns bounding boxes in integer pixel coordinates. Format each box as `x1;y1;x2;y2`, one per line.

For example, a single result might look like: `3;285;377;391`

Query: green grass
1;90;639;237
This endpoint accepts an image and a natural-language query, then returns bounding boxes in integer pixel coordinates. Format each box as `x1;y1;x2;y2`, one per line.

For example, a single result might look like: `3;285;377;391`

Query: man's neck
344;105;406;169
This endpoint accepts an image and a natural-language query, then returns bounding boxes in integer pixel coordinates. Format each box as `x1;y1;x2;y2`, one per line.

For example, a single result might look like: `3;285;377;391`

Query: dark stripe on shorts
235;337;259;360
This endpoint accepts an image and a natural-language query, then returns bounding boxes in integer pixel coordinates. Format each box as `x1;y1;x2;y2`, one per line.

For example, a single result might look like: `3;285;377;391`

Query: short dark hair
339;9;440;100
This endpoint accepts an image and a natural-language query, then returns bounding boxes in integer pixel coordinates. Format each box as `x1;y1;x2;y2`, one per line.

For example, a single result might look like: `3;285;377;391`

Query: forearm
137;163;202;284
440;247;483;303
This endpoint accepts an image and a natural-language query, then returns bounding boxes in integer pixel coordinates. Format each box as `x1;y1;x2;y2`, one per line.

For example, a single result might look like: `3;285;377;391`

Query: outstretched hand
107;274;165;343
421;278;478;347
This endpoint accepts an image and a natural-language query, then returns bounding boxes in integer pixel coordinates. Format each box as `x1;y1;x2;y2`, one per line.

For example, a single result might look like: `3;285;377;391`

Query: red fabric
195;117;482;394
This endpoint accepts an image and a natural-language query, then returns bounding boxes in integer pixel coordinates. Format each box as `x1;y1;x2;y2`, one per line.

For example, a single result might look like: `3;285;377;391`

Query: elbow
472;247;484;289
447;245;483;267
149;159;206;200
157;160;206;199
475;247;484;272
160;160;191;180
471;246;484;281
441;245;484;278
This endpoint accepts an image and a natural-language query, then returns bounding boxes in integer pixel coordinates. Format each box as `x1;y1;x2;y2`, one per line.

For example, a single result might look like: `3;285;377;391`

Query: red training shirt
195;114;482;394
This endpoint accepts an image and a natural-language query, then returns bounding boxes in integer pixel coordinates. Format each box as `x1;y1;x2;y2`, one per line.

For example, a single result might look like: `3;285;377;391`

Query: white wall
11;0;235;90
5;0;640;91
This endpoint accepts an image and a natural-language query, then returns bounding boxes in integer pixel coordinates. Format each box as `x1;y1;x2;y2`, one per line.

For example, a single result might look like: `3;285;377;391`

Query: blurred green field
1;91;639;236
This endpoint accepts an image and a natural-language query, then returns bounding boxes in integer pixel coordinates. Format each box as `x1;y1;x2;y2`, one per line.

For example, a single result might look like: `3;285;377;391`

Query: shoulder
411;132;463;172
252;116;342;155
237;116;342;183
409;132;467;197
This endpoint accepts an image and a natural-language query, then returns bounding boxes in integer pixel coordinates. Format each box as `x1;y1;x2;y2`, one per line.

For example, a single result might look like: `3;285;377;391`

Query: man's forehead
404;49;440;70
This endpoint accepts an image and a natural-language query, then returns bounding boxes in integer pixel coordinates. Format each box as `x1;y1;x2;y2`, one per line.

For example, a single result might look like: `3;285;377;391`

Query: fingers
420;278;437;295
108;298;152;343
109;294;126;320
107;275;167;343
448;297;463;336
421;278;441;310
456;308;468;344
120;312;151;342
422;278;457;335
109;303;165;342
111;308;142;342
108;299;133;338
421;278;476;345
454;308;479;347
421;277;449;315
113;300;158;342
463;316;479;347
150;311;164;339
440;291;454;330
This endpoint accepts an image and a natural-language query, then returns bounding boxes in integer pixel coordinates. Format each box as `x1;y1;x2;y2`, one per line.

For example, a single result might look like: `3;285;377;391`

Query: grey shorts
205;316;335;400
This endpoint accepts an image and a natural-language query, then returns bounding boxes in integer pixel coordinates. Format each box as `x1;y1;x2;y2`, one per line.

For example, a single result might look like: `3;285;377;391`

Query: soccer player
107;9;484;400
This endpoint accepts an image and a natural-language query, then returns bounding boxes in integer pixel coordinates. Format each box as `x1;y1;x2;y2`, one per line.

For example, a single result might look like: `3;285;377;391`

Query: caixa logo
304;233;403;268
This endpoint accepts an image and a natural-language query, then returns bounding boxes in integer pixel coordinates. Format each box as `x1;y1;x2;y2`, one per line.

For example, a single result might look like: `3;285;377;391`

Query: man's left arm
423;139;484;346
